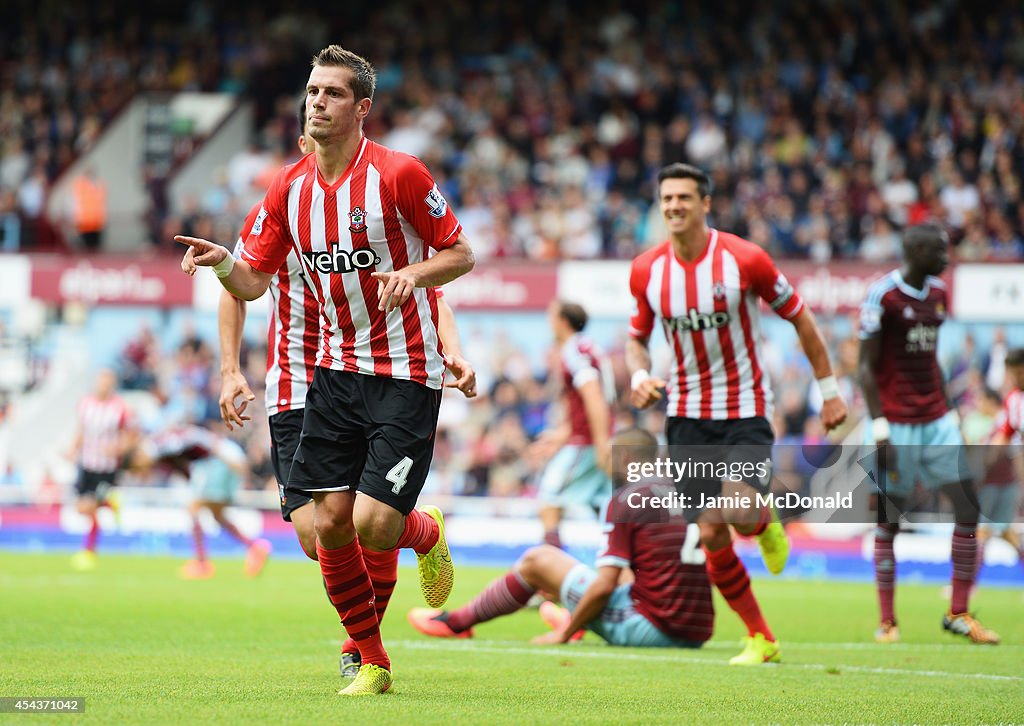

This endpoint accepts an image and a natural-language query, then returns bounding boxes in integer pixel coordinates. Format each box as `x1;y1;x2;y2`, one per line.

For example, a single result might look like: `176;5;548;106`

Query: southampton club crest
348;206;367;234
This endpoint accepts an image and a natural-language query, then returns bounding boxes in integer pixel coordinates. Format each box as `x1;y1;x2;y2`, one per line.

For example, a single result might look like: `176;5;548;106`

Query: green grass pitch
1;552;1021;724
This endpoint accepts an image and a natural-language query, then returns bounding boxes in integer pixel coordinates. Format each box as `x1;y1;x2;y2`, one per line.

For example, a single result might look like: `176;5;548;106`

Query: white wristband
213;253;235;278
816;375;840;400
631;369;651;391
871;417;891;443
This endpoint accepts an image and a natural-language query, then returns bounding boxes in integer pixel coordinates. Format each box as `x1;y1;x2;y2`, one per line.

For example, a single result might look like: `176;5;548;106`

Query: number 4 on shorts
386;456;414;494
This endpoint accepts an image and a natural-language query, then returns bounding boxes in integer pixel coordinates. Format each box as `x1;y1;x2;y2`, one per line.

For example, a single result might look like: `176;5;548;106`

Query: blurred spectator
880;163;918;228
858;216;901;262
2;2;1021;261
0;188;20;252
70;167;107;252
939;171;980;233
118;324;161;392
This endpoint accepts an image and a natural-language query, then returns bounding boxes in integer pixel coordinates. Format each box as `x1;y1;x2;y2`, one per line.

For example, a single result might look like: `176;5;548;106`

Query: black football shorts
269;408;313;522
287;367;442;515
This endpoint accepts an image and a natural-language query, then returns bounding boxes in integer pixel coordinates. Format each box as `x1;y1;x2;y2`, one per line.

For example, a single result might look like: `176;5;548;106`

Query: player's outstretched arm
533;565;620;645
217;289;255;430
626;336;666;410
371;233;475;313
437;295;477;398
175;235;273;301
790;308;848;431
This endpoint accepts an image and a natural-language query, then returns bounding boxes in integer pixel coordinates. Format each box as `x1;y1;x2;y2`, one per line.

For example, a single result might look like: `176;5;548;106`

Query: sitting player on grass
409;428;715;648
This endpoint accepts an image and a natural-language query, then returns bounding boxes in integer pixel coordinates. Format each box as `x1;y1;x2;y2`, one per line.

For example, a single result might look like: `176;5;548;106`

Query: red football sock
735;505;771;537
192;518;207;562
874;523;898;623
84;515;100;553
317;540;389;669
393;509;438;554
704;543;774;641
950;524;978;614
447;571;536;633
342;547;400;657
543;529;563;549
363;547;399;625
216;517;253;548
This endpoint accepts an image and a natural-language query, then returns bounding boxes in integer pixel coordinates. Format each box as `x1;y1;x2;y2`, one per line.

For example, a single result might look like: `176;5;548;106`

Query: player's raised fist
630;376;666;410
820;396;848;432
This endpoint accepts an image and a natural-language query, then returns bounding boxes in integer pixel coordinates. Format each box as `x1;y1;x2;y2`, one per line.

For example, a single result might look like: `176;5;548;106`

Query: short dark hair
297;97;306;133
556;301;588;333
311;45;376;102
1006;347;1024;368
657;163;711;198
611;428;660;488
903;223;947;248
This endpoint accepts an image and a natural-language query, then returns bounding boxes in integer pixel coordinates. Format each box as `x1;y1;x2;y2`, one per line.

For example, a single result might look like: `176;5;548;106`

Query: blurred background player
177;45;476;695
986;348;1024;566
123;423;270;579
627;163;848;665
181;432;262;580
190;98;478;678
67;369;133;571
859;223;998;645
532;300;614;549
409;428;714;648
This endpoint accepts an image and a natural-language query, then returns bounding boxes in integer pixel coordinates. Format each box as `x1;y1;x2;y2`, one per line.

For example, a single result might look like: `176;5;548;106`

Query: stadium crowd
1;1;1023;261
1;0;1022;503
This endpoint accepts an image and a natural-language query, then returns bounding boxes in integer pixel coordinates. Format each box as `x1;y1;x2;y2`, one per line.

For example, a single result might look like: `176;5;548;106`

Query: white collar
893;270;929;300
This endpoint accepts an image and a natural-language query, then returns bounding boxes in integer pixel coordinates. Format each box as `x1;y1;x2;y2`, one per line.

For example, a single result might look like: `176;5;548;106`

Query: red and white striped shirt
241;140;462;389
234;202;320;416
629;229;804;420
997;389;1024;443
77;394;132;472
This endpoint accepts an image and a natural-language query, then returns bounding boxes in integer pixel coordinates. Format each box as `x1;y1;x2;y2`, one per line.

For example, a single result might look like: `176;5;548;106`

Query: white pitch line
700;641;1024;653
385;639;1024;683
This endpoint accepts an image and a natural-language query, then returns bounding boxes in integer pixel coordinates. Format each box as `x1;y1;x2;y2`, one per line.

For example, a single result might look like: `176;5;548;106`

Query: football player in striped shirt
184;99;477;678
177;45;475;695
67;369;133;571
627;163;847;665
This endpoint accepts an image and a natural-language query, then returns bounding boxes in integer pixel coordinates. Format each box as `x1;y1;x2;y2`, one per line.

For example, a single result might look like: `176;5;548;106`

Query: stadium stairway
1;325;92;491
